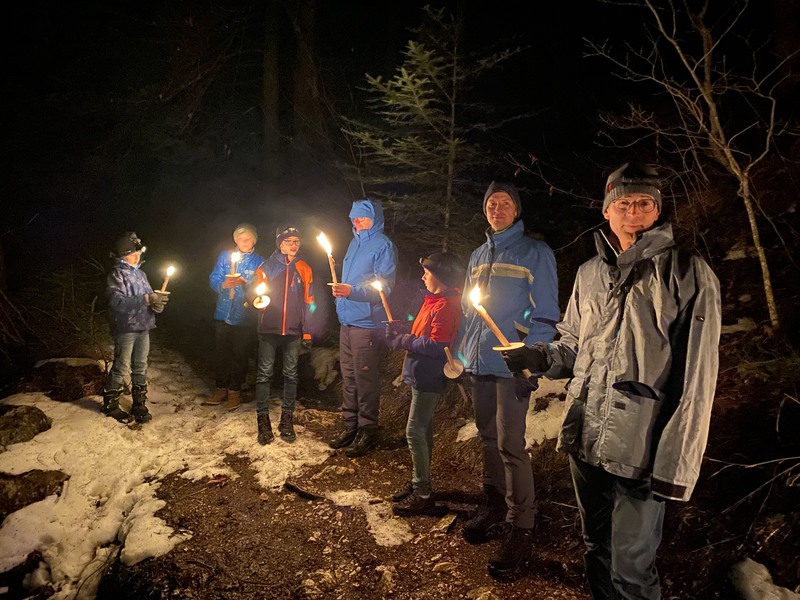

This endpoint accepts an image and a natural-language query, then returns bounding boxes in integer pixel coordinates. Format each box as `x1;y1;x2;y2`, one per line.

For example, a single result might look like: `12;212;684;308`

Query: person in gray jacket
503;162;721;600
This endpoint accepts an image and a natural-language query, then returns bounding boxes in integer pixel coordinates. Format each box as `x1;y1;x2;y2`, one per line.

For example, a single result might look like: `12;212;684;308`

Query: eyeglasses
281;239;301;246
611;198;657;213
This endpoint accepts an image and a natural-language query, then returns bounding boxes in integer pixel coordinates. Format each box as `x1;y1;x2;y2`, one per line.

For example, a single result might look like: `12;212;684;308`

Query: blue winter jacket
336;198;398;329
209;248;264;325
457;219;560;377
106;260;157;334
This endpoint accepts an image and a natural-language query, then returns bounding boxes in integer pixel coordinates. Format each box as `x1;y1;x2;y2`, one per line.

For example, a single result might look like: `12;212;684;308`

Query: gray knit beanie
603;163;662;212
483;181;521;217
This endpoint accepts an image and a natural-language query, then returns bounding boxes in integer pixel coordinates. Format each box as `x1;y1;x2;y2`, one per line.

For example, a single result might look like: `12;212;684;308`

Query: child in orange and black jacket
385;252;466;516
252;225;315;445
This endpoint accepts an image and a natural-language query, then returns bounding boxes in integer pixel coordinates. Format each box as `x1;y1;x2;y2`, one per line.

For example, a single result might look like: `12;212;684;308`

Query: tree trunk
262;0;281;176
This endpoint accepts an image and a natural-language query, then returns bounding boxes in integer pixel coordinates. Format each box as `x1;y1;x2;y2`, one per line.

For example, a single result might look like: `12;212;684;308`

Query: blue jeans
406;388;440;497
569;456;665;600
256;333;301;414
106;331;150;390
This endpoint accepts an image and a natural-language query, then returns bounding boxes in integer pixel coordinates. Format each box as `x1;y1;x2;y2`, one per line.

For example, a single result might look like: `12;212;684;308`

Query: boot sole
487;558;532;581
392;504;447;517
344;441;379;458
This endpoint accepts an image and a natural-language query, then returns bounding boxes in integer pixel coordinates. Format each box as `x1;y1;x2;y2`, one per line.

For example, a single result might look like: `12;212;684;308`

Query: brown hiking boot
225;390;242;411
202;387;227;406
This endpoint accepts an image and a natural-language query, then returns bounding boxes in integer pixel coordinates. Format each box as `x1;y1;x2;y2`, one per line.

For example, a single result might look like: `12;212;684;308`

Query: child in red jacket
385;252;465;515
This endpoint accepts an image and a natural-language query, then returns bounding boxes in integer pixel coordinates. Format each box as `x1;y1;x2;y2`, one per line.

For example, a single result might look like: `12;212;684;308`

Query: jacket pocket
558;377;586;453
603;380;665;468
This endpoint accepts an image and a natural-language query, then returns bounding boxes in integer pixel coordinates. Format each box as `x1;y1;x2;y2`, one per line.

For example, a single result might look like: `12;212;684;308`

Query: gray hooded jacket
543;223;721;501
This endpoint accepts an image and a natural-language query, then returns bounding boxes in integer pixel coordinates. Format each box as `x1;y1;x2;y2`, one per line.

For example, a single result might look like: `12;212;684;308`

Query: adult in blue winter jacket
205;223;264;410
457;181;560;578
104;232;170;424
328;198;398;457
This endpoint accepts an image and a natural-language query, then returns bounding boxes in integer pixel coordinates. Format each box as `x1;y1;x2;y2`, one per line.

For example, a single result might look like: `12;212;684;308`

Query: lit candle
228;251;242;299
160;265;175;292
253;282;271;309
469;285;532;378
370;280;394;322
316;232;338;284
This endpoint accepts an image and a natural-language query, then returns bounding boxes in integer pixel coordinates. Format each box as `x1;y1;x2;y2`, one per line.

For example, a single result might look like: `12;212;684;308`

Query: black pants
214;321;254;391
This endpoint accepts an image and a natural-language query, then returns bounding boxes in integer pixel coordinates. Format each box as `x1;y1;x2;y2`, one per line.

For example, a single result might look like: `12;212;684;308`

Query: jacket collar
595;222;675;266
485;219;525;249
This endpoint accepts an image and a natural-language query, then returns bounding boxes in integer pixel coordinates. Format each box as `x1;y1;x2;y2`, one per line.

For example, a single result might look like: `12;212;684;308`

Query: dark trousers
569;456;665;600
471;374;536;529
213;321;253;391
339;325;383;429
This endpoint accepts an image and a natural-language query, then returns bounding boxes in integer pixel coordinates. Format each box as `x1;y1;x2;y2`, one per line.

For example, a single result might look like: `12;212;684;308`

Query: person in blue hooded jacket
205;223;264;410
328;198;398;457
456;181;560;579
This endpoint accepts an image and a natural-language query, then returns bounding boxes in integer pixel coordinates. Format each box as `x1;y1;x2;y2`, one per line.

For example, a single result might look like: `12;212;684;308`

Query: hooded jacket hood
349;198;385;238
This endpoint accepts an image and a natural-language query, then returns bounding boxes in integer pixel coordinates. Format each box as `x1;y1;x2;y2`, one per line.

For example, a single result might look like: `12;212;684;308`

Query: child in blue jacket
104;232;169;423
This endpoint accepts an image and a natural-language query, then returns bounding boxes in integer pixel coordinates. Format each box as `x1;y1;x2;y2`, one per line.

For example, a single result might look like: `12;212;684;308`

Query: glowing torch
160;265;176;293
469;285;532;378
316;232;338;284
370;280;394;322
227;251;242;299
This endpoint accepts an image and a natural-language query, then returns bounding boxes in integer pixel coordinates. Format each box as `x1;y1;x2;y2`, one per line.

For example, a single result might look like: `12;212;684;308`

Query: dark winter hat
603;162;662;212
233;222;258;243
276;225;301;247
112;232;146;258
420;252;466;289
483;181;522;217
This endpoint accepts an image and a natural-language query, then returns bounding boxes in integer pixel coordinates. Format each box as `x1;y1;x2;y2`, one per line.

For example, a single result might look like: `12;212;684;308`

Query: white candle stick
370;280;394;322
316;232;338;284
160;265;175;293
469;285;532;378
229;251;242;299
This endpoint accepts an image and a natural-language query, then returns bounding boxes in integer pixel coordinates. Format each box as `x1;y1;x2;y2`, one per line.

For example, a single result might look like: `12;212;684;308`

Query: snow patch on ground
327;490;414;547
0;345;332;600
33;357;106;369
730;558;800;600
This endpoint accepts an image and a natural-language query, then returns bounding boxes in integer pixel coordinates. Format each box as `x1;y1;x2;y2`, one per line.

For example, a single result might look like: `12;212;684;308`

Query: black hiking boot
462;485;507;544
328;427;358;449
131;384;152;424
391;482;414;502
102;388;134;424
392;492;436;517
257;413;274;445
278;411;296;442
487;523;534;580
345;425;379;458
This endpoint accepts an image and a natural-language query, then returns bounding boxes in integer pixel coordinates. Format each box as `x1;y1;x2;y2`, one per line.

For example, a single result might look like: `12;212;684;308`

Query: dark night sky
4;1;794;298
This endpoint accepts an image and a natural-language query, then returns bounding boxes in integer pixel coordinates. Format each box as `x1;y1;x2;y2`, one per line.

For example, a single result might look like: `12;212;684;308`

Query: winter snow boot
202;387;227;406
102;388;133;424
487;523;534;579
278;411;296;442
257;413;274;445
462;485;507;544
130;384;152;424
391;482;414;502
328;426;358;449
345;425;380;458
392;492;436;517
225;389;242;411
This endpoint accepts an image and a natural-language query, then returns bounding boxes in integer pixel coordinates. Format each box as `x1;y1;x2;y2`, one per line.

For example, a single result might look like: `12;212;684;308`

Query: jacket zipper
281;257;290;335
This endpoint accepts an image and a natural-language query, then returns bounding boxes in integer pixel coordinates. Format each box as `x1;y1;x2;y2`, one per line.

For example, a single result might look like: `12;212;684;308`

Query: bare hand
222;276;246;289
331;283;352;298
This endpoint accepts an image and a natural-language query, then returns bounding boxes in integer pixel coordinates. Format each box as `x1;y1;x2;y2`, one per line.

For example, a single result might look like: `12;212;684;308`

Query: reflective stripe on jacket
209;248;264;325
255;251;314;339
457;219;559;377
545;223;721;501
106;260;156;334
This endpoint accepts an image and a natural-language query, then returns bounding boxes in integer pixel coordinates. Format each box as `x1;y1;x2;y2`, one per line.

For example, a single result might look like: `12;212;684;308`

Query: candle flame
255;282;267;296
370;280;383;292
469;284;482;307
316;232;333;256
231;251;242;263
166;266;175;277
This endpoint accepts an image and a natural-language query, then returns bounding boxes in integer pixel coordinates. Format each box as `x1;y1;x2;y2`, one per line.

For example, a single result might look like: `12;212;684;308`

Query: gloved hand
513;373;538;398
389;333;412;351
502;343;551;374
147;291;169;313
151;302;166;314
301;338;313;350
222;276;246;289
385;320;410;340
